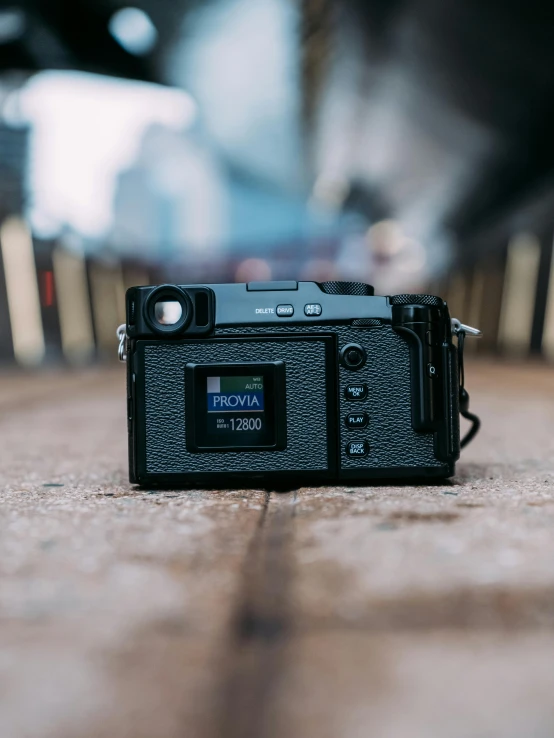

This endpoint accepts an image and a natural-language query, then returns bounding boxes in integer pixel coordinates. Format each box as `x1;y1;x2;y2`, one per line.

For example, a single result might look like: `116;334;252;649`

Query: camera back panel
217;324;442;475
136;335;335;478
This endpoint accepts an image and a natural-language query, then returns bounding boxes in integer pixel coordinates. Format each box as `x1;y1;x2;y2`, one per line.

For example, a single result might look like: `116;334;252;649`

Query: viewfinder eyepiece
154;300;182;326
144;285;192;334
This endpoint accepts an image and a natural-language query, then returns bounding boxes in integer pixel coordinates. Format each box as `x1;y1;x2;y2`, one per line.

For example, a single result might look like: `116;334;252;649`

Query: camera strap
117;324;127;362
451;319;481;448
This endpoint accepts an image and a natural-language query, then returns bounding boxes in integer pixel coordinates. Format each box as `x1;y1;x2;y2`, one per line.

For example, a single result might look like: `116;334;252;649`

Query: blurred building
0;1;554;366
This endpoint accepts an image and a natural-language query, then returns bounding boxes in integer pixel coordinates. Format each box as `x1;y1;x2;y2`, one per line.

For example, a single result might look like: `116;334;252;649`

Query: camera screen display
206;374;270;446
186;361;286;452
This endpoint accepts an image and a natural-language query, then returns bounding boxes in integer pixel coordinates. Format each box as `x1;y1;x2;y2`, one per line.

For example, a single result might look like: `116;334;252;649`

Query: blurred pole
475;253;505;355
52;247;95;364
35;242;63;362
0;239;13;363
89;262;126;359
0;217;45;366
542;232;554;361
445;272;469;322
497;233;540;356
122;265;149;292
531;227;554;354
464;267;485;355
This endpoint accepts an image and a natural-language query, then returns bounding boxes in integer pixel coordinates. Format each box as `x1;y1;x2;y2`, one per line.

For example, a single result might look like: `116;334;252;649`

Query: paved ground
1;361;554;738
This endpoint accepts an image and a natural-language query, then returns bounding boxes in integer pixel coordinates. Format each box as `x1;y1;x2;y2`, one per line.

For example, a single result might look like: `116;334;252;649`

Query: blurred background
0;0;553;367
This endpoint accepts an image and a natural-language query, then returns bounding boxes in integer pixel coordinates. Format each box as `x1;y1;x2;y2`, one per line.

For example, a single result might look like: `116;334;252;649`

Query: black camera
120;280;480;486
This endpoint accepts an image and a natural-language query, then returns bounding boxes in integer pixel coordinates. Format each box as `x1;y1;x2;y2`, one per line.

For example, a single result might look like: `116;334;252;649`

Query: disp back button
346;441;370;457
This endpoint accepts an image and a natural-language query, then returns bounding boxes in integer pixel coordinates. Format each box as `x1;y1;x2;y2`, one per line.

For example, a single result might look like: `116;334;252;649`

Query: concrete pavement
1;361;554;738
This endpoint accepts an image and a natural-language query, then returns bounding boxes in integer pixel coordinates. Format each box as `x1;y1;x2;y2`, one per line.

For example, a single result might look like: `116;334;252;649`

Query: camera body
124;281;461;486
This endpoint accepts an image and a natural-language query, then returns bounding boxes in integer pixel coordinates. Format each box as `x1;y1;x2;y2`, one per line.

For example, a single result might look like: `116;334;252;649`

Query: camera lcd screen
206;374;271;446
185;361;286;452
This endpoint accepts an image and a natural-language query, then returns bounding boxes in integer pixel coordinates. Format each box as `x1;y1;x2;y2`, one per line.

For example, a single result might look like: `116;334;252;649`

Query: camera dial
319;281;374;296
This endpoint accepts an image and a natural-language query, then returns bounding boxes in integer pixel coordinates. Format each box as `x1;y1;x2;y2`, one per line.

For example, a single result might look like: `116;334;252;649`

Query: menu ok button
344;384;368;401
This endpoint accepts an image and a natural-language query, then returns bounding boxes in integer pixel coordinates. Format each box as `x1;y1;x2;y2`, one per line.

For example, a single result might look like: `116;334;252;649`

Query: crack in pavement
213;490;296;738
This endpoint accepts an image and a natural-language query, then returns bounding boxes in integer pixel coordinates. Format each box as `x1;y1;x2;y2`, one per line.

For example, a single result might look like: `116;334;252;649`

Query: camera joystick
340;343;367;370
